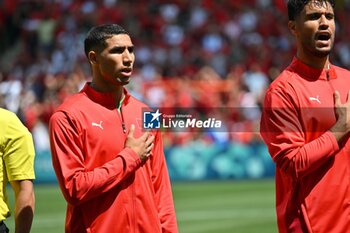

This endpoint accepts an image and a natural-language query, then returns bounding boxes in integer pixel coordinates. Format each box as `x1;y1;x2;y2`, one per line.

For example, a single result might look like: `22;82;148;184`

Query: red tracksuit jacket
260;57;350;233
49;83;178;233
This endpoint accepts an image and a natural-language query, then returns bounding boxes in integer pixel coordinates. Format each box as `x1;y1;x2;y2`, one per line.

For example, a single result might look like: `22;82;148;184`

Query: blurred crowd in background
1;0;350;153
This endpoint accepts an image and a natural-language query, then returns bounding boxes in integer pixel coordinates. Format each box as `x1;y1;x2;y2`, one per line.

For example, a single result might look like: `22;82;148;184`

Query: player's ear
88;51;98;65
288;20;298;36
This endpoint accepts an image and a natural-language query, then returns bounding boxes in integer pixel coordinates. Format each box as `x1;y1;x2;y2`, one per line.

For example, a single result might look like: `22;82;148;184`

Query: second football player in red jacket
260;0;350;232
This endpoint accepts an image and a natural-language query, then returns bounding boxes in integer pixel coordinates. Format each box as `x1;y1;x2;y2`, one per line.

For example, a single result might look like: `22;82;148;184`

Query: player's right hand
330;90;350;142
125;124;155;162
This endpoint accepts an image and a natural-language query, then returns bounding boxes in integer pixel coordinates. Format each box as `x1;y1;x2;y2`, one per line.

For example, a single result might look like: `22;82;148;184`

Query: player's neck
90;81;124;104
114;87;124;107
296;52;330;70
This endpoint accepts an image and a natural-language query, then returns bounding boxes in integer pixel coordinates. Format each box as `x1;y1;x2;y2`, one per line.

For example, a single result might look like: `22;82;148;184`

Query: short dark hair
84;24;130;58
287;0;335;20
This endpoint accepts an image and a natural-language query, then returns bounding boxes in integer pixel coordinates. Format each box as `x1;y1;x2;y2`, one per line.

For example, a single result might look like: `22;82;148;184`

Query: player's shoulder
50;92;89;123
0;108;16;121
56;92;88;112
333;64;350;75
266;68;296;94
0;108;24;127
128;93;150;109
0;108;30;142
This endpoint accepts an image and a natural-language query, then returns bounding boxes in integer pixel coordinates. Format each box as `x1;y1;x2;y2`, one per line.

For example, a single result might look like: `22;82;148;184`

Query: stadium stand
1;0;349;181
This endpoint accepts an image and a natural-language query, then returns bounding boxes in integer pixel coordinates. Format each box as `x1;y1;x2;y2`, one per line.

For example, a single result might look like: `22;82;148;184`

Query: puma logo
92;121;103;129
309;96;321;104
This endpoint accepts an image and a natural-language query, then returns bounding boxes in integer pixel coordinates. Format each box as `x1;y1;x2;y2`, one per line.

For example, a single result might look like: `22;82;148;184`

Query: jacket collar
80;82;131;109
289;57;337;81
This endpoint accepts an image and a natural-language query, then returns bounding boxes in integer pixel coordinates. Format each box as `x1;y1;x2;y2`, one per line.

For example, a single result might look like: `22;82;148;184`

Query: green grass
6;184;66;233
173;179;277;233
5;179;277;233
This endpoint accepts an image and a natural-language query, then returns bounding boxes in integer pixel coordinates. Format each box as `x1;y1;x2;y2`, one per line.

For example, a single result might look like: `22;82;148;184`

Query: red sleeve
260;88;339;179
49;111;142;206
151;131;178;233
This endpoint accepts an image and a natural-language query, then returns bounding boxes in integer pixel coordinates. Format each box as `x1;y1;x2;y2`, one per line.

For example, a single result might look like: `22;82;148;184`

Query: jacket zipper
132;183;136;232
118;96;135;231
326;69;336;100
120;106;126;134
326;70;330;81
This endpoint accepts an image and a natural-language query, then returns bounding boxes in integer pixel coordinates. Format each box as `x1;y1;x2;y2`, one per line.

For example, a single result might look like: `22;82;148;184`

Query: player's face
95;34;135;88
291;1;335;59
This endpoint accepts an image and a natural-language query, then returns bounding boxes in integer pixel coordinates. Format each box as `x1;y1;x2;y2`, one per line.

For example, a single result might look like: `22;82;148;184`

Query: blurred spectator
0;0;349;149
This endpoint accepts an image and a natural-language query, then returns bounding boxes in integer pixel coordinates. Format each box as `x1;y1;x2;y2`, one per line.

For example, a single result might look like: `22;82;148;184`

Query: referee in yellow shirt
0;108;35;233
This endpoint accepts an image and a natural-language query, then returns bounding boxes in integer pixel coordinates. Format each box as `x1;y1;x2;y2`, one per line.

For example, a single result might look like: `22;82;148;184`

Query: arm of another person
151;132;178;233
49;111;154;206
260;88;342;179
3;111;35;233
10;180;34;233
